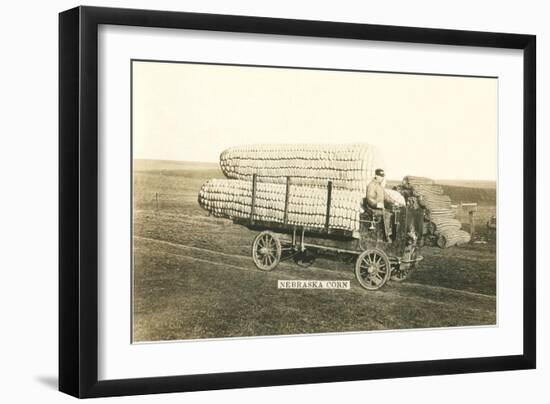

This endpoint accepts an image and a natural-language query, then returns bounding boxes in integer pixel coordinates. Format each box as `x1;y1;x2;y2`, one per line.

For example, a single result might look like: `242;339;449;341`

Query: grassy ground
132;160;497;342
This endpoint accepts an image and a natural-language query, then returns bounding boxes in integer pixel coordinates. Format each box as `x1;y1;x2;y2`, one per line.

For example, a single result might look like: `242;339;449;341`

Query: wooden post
325;181;333;232
469;210;475;237
250;174;257;224
155;192;159;211
283;176;291;225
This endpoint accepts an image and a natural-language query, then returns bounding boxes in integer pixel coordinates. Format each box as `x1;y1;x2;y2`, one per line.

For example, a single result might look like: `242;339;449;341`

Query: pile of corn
199;179;363;231
402;176;471;248
219;144;378;193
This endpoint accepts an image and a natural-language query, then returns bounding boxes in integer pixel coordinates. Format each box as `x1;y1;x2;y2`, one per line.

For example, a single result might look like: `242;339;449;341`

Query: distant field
132;160;496;342
134;159;221;172
437;179;496;189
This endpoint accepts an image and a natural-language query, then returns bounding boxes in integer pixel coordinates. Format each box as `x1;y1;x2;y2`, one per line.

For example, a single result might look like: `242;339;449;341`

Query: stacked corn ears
402;176;471;248
219;144;378;193
199;178;364;232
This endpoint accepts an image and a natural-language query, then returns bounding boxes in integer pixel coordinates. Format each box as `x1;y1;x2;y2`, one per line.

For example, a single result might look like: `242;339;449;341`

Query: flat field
133;160;497;342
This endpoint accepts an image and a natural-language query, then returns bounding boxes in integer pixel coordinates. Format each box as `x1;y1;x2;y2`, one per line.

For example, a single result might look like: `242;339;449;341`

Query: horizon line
134;158;497;183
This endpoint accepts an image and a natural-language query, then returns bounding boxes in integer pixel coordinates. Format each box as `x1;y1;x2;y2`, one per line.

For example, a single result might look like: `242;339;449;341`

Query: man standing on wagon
366;168;392;241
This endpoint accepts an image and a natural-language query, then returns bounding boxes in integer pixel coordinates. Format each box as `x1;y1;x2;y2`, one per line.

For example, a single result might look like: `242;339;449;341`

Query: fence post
250;174;257;224
283;176;291;225
325;181;333;232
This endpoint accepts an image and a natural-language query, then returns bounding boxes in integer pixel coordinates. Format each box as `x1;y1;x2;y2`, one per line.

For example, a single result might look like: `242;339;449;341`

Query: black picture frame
59;5;536;398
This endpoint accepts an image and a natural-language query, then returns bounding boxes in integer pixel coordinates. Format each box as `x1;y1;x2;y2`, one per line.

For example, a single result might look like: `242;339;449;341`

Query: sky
132;60;497;181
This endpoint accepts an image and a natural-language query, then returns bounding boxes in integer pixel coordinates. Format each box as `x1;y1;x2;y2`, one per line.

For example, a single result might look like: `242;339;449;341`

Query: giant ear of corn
198;178;364;232
219;144;379;193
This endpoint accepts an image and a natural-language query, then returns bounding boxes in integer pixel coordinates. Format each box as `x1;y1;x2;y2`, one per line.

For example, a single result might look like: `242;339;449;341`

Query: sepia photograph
131;59;497;343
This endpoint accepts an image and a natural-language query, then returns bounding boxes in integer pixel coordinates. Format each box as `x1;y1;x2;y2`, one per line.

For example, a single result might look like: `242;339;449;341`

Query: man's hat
375;168;385;177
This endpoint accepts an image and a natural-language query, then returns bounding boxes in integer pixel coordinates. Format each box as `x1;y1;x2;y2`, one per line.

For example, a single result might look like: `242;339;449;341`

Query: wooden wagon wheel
252;231;282;271
355;248;391;290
